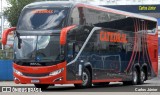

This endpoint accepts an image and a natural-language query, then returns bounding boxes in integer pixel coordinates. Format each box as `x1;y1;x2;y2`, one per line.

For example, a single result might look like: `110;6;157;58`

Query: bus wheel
132;68;138;85
34;84;50;90
74;68;92;88
139;69;145;84
93;82;110;87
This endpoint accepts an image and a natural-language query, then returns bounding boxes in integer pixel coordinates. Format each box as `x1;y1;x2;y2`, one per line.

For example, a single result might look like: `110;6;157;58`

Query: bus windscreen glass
14;35;61;63
17;8;68;30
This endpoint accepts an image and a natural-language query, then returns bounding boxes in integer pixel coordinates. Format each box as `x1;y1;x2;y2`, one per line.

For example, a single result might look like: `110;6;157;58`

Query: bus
2;1;158;89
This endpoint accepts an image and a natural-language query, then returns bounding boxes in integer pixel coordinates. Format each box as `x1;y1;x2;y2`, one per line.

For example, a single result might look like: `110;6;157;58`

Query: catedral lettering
32;9;53;14
100;31;127;43
2;1;158;89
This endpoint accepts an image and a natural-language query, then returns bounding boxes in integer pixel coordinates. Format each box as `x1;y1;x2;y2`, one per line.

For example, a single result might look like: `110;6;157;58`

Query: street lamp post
1;0;4;50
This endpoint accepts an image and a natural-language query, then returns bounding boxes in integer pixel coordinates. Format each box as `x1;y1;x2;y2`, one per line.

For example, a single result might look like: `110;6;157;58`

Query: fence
0;60;13;81
0;49;13;81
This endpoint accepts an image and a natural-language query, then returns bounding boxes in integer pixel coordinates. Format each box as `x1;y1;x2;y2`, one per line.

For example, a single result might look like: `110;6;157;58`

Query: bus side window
70;7;80;25
67;40;82;60
67;42;75;59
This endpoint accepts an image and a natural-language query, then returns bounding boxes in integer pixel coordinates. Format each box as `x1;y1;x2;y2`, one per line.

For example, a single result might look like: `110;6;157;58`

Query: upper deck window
17;7;69;30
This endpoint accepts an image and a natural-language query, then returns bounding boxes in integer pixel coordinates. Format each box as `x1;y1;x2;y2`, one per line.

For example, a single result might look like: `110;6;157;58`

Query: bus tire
93;82;110;87
74;68;92;88
139;69;145;84
132;68;138;85
34;84;50;90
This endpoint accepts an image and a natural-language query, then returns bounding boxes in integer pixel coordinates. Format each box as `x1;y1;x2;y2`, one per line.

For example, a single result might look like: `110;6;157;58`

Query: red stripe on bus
138;19;141;63
132;19;139;65
66;80;82;84
125;19;137;71
92;79;122;83
131;19;139;69
145;21;151;65
142;21;145;62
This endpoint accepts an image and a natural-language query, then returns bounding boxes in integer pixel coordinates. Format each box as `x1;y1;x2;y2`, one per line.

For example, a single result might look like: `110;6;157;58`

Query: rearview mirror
2;27;16;45
18;37;22;49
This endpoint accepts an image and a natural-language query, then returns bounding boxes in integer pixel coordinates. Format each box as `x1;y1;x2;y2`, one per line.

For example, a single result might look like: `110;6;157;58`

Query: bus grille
22;73;49;77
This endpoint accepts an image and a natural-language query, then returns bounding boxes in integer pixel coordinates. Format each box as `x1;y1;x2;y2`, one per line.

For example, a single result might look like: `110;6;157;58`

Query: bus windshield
17;7;69;30
14;35;61;62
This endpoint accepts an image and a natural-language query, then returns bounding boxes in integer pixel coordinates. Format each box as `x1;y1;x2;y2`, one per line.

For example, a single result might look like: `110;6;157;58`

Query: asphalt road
1;79;160;95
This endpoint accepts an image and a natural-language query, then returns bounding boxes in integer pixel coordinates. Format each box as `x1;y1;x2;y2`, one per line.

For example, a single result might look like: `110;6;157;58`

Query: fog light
49;68;64;76
53;77;63;82
13;68;23;76
14;77;20;84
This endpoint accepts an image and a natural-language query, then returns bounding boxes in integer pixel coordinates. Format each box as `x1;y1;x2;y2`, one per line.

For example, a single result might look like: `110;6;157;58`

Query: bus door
66;40;77;81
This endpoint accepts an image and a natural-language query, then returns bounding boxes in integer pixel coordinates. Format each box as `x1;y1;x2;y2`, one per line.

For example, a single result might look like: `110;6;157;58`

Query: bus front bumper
13;62;67;84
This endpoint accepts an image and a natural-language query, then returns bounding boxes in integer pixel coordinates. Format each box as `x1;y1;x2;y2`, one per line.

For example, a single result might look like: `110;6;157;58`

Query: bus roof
26;1;157;22
25;1;74;8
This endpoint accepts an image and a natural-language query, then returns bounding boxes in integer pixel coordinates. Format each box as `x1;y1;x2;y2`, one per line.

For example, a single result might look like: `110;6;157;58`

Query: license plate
31;79;40;83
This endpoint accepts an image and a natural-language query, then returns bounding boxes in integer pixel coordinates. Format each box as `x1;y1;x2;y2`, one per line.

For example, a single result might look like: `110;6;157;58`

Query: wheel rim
133;71;137;83
82;72;88;86
141;71;145;82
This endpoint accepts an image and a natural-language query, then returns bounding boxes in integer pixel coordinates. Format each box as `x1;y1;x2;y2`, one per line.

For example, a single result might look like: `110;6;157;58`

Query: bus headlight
49;68;64;76
13;68;23;76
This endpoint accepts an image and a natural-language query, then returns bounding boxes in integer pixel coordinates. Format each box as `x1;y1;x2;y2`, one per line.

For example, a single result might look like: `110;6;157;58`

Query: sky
0;0;8;12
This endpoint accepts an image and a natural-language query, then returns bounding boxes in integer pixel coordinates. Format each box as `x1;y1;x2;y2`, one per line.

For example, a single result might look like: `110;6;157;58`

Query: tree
4;0;36;27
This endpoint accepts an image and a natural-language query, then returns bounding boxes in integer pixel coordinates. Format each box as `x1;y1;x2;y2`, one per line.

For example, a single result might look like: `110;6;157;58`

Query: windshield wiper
16;32;22;49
